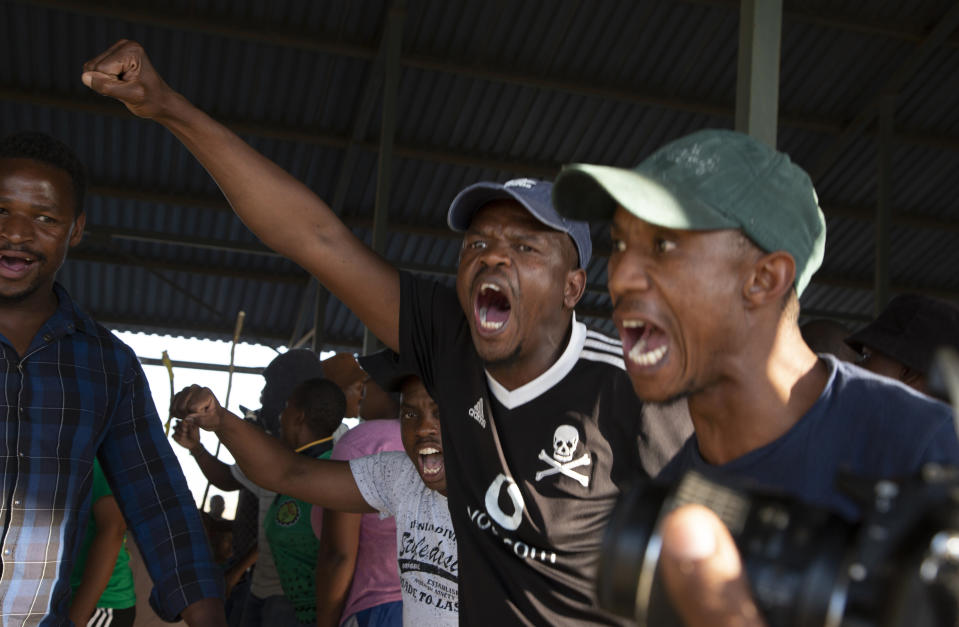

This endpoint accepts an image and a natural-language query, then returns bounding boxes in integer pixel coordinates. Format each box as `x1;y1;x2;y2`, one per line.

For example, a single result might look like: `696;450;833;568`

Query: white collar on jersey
484;313;587;410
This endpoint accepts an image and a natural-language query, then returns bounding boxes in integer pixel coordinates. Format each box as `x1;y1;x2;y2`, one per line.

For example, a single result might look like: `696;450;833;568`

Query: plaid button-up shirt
0;284;222;626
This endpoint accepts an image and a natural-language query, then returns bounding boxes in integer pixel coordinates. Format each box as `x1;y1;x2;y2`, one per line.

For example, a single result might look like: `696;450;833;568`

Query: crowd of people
1;36;958;627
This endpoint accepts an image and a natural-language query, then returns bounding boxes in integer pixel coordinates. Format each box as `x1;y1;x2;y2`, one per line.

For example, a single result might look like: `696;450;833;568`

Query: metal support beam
363;4;405;355
875;93;895;314
682;0;959;47
735;0;783;147
7;85;959;158
810;2;959;181
82;188;959;237
138;356;266;376
312;287;329;353
288;280;315;348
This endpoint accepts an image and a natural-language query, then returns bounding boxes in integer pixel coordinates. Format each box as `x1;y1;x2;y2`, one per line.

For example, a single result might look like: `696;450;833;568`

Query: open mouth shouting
0;250;38;280
618;318;669;370
416;441;446;488
474;281;512;335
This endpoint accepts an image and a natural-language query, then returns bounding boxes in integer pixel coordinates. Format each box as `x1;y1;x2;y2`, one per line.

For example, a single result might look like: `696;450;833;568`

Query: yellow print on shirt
275;499;300;527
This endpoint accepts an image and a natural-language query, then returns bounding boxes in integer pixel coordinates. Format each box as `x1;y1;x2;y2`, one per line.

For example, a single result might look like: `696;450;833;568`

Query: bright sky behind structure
113;331;339;519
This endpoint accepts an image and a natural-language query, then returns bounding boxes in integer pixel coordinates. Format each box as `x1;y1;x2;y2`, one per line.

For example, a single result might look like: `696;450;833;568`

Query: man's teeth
419;447;443;475
479;283;504;330
622;319;646;329
479;307;504;330
627;339;667;367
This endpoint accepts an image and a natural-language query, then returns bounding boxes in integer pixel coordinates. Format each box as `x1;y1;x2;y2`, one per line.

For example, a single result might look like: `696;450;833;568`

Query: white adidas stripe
583;338;624;357
581;349;626;369
585;329;622;347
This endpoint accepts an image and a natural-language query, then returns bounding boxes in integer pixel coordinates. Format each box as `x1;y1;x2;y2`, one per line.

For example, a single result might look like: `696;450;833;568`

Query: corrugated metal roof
3;0;959;352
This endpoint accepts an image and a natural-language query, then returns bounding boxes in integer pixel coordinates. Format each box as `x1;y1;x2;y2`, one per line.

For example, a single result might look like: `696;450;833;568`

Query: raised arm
172;385;374;513
81;40;400;350
173;419;242;491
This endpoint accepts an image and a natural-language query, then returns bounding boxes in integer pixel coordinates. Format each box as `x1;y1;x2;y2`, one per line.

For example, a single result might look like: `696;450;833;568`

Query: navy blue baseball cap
357;349;415;395
447;178;593;269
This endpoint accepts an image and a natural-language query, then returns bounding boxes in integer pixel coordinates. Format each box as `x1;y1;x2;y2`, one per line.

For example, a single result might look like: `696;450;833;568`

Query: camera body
598;464;959;627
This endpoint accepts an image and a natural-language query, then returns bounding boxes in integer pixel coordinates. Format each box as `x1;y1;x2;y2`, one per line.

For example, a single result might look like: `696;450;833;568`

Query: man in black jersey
83;40;691;625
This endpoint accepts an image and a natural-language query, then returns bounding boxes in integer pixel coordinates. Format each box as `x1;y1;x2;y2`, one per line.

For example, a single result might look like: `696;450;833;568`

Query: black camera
599;347;959;627
598;465;959;626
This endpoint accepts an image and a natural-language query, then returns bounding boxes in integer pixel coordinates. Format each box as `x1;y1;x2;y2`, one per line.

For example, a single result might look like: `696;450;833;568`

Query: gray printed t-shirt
350;451;458;626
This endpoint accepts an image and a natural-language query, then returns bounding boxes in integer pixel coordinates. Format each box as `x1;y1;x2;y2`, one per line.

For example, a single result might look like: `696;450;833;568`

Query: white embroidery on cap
664;144;718;176
504;178;536;189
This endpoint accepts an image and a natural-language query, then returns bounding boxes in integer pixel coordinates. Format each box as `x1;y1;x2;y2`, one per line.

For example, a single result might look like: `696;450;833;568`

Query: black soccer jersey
398;272;690;625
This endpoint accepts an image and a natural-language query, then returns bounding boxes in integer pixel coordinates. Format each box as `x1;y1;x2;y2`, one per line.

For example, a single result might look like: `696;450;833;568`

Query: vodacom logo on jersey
466;473;557;564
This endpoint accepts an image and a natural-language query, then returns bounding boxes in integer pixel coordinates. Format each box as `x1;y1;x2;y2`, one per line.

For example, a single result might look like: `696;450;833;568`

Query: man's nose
0;214;35;243
607;250;651;298
417;413;440;436
478;240;511;267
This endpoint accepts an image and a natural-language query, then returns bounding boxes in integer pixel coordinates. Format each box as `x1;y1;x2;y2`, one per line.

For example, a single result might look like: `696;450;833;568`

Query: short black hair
0;131;86;216
287;377;345;438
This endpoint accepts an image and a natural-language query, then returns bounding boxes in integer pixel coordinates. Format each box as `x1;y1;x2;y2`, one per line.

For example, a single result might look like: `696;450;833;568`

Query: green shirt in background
70;459;136;609
265;444;333;624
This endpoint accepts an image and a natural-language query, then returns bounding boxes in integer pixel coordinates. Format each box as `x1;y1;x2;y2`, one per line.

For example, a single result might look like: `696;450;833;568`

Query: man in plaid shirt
0;131;225;626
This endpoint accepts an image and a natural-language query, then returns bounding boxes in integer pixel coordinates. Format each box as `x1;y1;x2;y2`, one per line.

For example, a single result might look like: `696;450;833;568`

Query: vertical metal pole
363;5;405;354
735;0;783;148
312;287;329;354
875;93;895;315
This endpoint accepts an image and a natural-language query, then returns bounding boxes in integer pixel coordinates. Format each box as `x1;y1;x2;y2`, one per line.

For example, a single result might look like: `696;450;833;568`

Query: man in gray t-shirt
171;355;456;627
352;451;455;625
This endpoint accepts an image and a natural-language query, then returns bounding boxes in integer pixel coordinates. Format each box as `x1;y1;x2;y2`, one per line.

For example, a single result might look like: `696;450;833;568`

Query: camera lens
597;479;670;620
598;471;855;627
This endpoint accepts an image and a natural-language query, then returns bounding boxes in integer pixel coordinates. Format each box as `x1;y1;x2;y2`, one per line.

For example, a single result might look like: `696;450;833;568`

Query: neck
0;285;59;356
486;316;573;391
686;322;827;465
295;434;333;453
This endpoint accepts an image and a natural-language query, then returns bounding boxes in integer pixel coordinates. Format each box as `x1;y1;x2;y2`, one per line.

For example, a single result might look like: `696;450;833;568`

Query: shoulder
830;358;952;421
821;358;958;463
333;420;402;459
352;450;414;481
579;326;627;370
78;322;144;385
399;271;455;305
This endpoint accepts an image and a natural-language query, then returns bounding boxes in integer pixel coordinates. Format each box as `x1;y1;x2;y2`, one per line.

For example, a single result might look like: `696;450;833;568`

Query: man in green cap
553;128;959;624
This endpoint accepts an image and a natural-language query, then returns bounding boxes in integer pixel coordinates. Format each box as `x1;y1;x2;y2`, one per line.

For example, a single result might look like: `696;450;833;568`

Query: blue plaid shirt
0;284;223;626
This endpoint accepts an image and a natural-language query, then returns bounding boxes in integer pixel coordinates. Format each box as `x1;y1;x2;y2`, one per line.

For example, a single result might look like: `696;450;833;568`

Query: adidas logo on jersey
468;398;486;428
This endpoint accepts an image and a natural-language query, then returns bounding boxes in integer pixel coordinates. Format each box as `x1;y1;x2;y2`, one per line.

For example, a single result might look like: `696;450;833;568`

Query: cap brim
554;163;737;230
447;182;567;233
357;349;416;394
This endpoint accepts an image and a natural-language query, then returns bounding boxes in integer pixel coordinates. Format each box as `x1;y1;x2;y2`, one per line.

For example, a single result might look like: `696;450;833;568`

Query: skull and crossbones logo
535;425;590;487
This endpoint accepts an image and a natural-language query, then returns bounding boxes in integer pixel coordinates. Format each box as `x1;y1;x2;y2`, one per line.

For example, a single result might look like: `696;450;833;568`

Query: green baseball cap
552;129;826;296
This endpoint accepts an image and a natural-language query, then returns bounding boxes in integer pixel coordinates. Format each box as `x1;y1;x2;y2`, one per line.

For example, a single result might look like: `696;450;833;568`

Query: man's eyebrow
0;196;60;212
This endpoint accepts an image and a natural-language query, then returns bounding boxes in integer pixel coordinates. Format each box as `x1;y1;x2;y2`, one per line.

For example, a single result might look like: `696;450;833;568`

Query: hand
67;605;93;627
659;504;766;627
81;39;178;120
171;385;226;432
172;418;202;452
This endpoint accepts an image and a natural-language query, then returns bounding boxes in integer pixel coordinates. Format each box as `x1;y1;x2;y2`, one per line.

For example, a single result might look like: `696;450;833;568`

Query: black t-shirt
398;272;690;625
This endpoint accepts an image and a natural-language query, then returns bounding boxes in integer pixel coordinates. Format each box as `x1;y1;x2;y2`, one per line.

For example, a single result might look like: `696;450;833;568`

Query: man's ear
289;406;307;430
69;212;86;247
742;251;794;308
563;267;587;310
